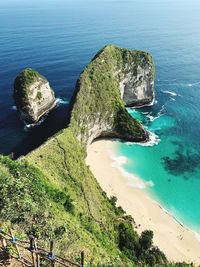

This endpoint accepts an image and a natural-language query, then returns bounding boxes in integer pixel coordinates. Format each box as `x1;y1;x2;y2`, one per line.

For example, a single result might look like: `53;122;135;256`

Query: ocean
1;0;200;233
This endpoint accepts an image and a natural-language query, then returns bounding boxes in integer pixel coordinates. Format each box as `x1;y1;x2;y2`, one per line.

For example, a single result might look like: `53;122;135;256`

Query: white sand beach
86;139;200;265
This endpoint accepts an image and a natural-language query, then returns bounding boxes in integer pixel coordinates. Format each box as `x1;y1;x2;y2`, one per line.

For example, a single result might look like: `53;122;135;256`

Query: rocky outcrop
13;68;56;124
69;45;155;145
120;55;155;107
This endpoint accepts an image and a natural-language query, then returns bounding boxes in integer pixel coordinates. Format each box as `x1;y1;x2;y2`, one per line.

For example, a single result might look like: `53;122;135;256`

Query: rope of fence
0;228;85;267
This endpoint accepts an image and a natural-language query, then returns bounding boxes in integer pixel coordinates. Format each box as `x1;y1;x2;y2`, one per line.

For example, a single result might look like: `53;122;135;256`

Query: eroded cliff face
120;62;154;107
13;68;56;124
69;45;155;145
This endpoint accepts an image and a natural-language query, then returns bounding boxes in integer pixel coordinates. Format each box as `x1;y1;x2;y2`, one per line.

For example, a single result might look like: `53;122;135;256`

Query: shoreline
86;139;200;265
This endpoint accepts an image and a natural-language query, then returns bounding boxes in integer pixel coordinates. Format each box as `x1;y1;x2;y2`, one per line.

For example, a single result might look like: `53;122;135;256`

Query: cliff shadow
12;103;70;159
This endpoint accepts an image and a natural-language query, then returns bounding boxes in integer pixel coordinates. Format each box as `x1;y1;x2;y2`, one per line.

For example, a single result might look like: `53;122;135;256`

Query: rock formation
13;68;56;124
119;50;155;107
69;44;155;145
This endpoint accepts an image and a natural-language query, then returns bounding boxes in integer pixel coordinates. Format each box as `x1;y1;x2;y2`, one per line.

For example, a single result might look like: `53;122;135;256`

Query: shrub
118;222;138;260
139;230;153;250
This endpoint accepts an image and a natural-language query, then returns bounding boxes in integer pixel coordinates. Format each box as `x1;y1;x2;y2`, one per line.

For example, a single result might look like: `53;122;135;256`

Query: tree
139;230;153;250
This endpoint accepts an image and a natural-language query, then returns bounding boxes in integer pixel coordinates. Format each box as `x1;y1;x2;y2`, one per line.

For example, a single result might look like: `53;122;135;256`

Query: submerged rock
13;68;56;124
69;44;155;145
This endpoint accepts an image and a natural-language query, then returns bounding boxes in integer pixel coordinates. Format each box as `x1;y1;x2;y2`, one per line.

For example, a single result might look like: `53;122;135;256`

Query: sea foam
24;117;46;131
11;105;17;111
110;155;154;189
23;98;68;131
162;90;178;97
187;81;200;87
194;232;200;242
133;97;155;109
139;131;160;146
125;131;160;147
157;79;177;82
55;98;69;105
146;110;165;122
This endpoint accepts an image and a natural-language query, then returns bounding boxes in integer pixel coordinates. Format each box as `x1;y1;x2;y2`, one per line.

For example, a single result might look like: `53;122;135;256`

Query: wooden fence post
0;236;11;265
81;251;85;267
34;239;40;267
1;229;84;267
9;228;25;267
49;240;55;267
1;236;7;249
29;235;37;267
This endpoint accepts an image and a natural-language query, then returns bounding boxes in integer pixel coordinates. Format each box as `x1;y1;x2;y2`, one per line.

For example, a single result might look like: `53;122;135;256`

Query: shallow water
115;87;200;233
1;0;200;230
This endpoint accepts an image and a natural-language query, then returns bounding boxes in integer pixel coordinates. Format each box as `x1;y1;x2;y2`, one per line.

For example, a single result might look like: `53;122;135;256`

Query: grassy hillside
0;128;192;266
0;45;193;266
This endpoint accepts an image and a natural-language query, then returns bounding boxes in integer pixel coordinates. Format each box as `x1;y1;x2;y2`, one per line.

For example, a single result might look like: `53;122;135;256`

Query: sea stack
13;68;56;124
69;44;155;145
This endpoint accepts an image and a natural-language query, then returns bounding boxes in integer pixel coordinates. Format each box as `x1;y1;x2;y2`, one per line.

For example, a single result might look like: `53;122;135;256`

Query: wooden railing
0;228;85;267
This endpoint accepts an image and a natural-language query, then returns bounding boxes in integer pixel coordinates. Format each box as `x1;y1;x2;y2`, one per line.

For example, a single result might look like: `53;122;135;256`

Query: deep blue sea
1;0;200;233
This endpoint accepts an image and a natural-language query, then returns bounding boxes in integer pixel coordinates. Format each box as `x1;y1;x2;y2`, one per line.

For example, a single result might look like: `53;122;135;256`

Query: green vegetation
13;68;47;110
116;109;147;140
0;129;194;266
37;91;42;100
0;129;132;266
0;45;194;266
69;45;151;144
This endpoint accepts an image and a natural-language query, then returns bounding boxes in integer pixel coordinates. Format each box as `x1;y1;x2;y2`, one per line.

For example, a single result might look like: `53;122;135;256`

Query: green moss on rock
13;68;47;109
13;68;56;123
69;44;154;145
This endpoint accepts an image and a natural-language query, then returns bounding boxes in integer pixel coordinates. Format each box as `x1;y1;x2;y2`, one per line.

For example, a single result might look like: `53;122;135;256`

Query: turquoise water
1;0;200;231
116;88;200;234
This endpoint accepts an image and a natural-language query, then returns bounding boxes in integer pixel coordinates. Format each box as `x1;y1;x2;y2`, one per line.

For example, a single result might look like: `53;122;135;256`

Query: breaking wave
16;98;68;131
110;155;154;189
187;81;200;87
146;104;165;123
157;78;177;82
138;131;160;146
11;105;17;111
162;90;178;97
55;98;69;105
24;117;46;131
133;97;155;109
125;131;160;147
